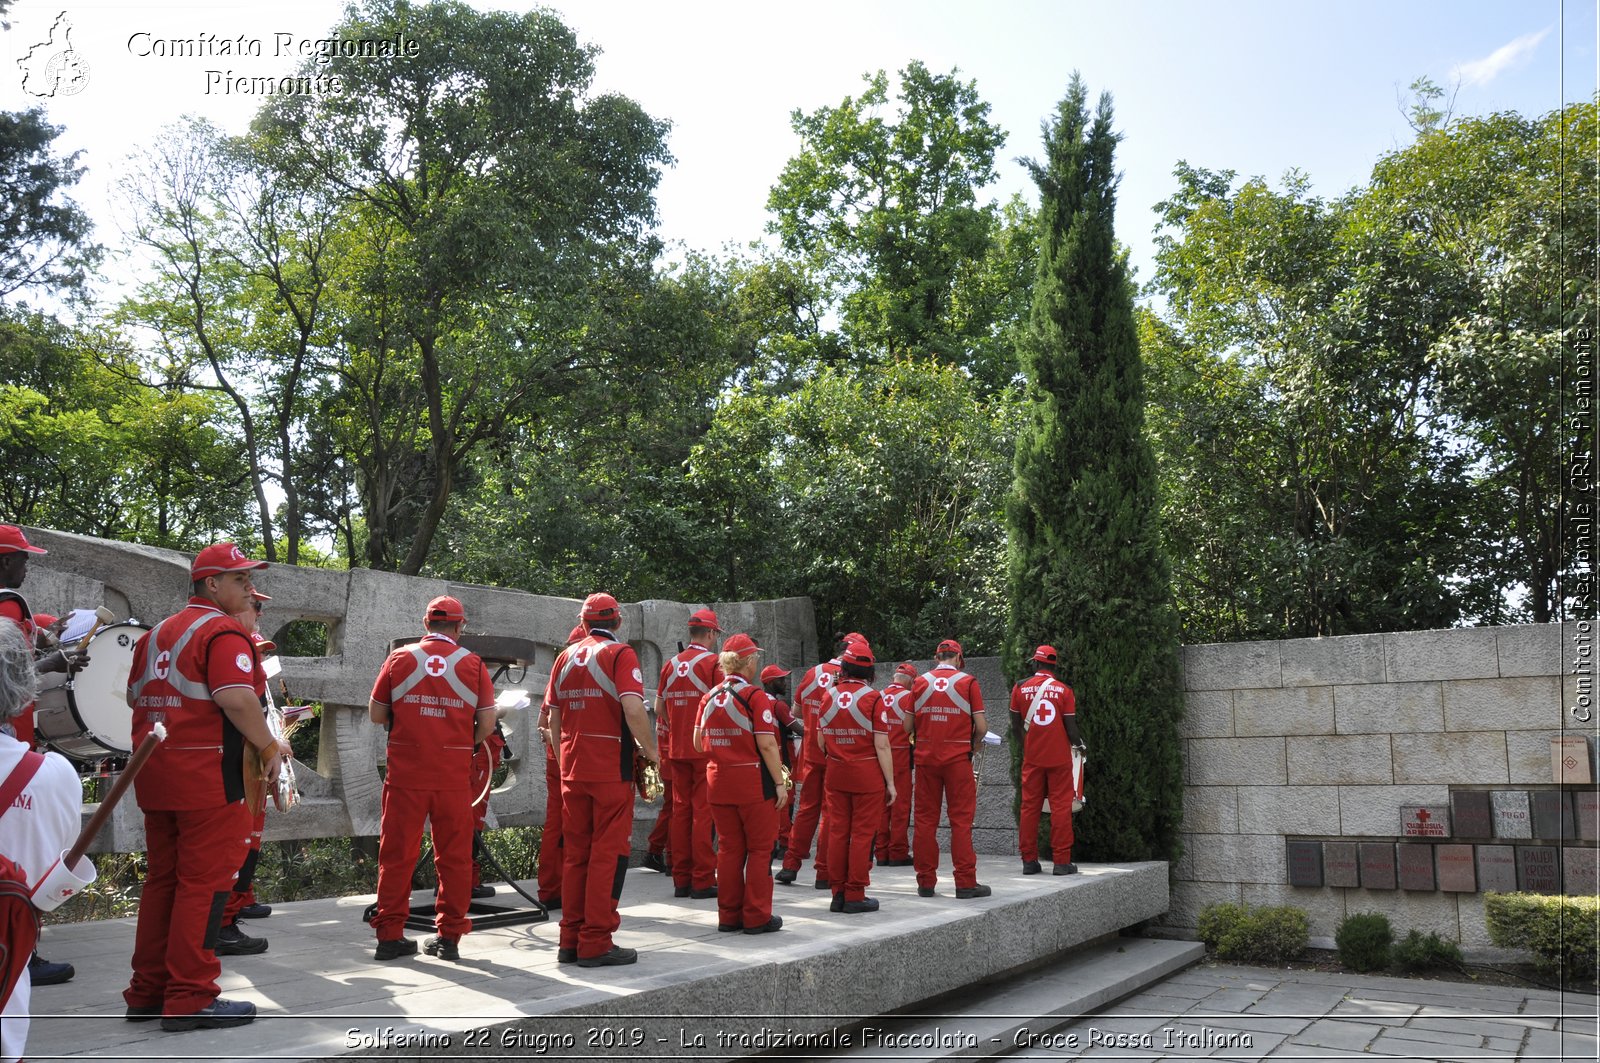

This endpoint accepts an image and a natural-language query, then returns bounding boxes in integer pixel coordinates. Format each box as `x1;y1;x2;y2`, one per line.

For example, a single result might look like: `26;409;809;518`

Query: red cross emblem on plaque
1414;809;1430;823
424;655;448;677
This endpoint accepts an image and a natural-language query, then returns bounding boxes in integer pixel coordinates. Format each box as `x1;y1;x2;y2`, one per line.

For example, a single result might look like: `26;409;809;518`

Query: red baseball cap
250;590;271;602
688;608;722;631
33;612;57;628
722;632;760;656
0;525;46;555
935;638;963;656
566;624;586;644
1032;644;1060;664
759;664;790;684
581;592;620;623
251;630;277;653
425;595;466;622
895;661;918;680
191;542;267;580
841;642;875;668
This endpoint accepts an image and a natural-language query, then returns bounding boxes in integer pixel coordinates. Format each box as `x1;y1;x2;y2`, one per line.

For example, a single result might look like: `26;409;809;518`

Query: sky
0;0;1594;302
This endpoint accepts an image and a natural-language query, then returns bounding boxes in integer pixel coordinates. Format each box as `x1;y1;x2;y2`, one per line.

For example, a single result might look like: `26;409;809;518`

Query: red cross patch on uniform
154;651;171;679
424;655;448;677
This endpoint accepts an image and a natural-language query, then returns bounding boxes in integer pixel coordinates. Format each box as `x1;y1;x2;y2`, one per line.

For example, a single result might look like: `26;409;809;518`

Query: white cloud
1453;28;1551;87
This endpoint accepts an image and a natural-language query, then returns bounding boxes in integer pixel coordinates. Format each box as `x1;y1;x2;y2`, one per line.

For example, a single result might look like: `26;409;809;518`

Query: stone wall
1170;624;1596;952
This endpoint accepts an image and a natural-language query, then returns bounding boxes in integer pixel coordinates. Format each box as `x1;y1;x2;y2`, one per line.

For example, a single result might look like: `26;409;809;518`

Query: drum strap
0;751;45;825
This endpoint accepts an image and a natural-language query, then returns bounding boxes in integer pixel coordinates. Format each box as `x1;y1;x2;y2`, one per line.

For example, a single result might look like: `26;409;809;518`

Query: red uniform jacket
1010;672;1076;768
910;665;983;767
794;658;842;768
128;599;256;810
877;682;914;751
370;633;495;791
544;631;646;783
695;676;780;804
817;678;886;793
658;644;721;763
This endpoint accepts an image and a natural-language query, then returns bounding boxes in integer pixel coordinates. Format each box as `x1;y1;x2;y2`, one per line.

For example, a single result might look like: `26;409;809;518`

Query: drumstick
72;606;116;653
65;723;165;868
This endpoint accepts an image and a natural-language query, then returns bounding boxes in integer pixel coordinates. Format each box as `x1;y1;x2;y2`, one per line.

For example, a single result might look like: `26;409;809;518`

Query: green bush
1390;929;1463;973
1485;891;1600;979
1335;911;1393;973
1197;902;1309;964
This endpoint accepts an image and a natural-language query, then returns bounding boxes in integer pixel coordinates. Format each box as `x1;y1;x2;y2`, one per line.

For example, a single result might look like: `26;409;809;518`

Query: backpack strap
0;751;45;824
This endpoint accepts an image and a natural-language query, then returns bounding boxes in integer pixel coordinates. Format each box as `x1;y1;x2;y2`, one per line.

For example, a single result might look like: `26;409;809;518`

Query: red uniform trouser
536;749;564;902
780;758;829;877
559;780;633;959
774;778;794;853
222;804;267;924
667;758;716;890
1020;762;1076;864
913;758;977;890
874;746;913;861
825;784;881;902
646;779;671;855
373;784;474;942
710;799;777;929
124;803;249;1016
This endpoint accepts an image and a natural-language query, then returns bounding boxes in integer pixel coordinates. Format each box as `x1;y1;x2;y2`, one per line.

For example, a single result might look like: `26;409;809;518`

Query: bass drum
33;620;148;761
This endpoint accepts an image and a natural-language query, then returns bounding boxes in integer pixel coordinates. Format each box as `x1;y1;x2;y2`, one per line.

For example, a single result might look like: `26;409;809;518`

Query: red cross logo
424;655;448;677
839;692;853;707
154;651;171;680
574;648;589;667
1414;809;1431;823
934;677;949;692
675;660;690;678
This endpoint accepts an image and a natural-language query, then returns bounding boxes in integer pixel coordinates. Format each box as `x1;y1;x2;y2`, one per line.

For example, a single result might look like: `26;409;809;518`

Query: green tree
1005;77;1184;863
0;108;98;302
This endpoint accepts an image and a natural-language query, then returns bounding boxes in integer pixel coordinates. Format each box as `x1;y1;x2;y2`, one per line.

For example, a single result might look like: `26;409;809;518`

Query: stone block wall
1170;624;1596;952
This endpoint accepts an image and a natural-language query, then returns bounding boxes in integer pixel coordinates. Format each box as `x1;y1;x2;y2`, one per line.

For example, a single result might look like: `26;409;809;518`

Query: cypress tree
1005;76;1184;862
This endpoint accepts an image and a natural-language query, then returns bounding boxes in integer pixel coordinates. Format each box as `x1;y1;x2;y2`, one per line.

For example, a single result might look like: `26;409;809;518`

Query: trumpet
633;754;663;803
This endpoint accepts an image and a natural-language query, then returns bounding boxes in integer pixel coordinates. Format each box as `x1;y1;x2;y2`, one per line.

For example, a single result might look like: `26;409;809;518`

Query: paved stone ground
1011;962;1599;1062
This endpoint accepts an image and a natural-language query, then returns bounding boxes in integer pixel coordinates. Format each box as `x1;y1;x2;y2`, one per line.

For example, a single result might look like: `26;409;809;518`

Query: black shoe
576;946;637;967
424;935;460;962
374;937;418;961
1053;862;1079;875
689;886;718;900
841;897;880;914
125;1004;161;1022
237;903;272;919
886;857;915;866
813;878;831;890
28;955;74;985
643;852;668;873
539;895;562;911
830;892;845;913
1022;859;1042;875
717;922;742;933
916;886;935;898
745;916;783;934
214;924;268;956
160;998;256;1031
471;883;496;899
774;867;797;885
673;884;692;898
557;947;577;964
955;884;992;899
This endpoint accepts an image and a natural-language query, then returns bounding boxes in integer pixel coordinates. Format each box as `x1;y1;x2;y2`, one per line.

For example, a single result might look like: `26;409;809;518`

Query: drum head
40;620;149;760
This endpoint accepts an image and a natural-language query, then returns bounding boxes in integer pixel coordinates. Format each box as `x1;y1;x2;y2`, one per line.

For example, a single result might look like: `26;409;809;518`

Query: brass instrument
633;754;663;803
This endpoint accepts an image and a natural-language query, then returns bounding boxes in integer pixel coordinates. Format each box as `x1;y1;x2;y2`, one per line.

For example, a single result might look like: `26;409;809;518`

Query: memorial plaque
1286;840;1323;887
1401;805;1450;837
1578;791;1599;842
1563;847;1598;898
1531;791;1574;840
1359;842;1397;890
1477;845;1518;893
1435;844;1476;892
1323;842;1360;888
1491;791;1533;839
1398;844;1435;890
1450;790;1493;839
1551;735;1593;784
1516;846;1561;893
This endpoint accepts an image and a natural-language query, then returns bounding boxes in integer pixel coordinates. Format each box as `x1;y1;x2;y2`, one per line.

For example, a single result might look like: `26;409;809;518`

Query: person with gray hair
0;620;98;1063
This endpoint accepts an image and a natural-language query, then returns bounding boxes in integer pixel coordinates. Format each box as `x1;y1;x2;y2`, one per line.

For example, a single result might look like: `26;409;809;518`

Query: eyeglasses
251;600;264;614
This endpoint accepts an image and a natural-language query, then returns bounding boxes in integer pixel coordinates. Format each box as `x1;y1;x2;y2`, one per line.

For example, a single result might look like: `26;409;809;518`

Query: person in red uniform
122;542;289;1031
369;595;498;963
1010;645;1085;875
545;593;660;967
775;632;862;888
0;526;82;989
817;641;895;913
693;633;789;933
874;661;917;866
658;608;722;899
215;591;276;957
907;639;990;899
760;664;801;858
534;624;585;908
